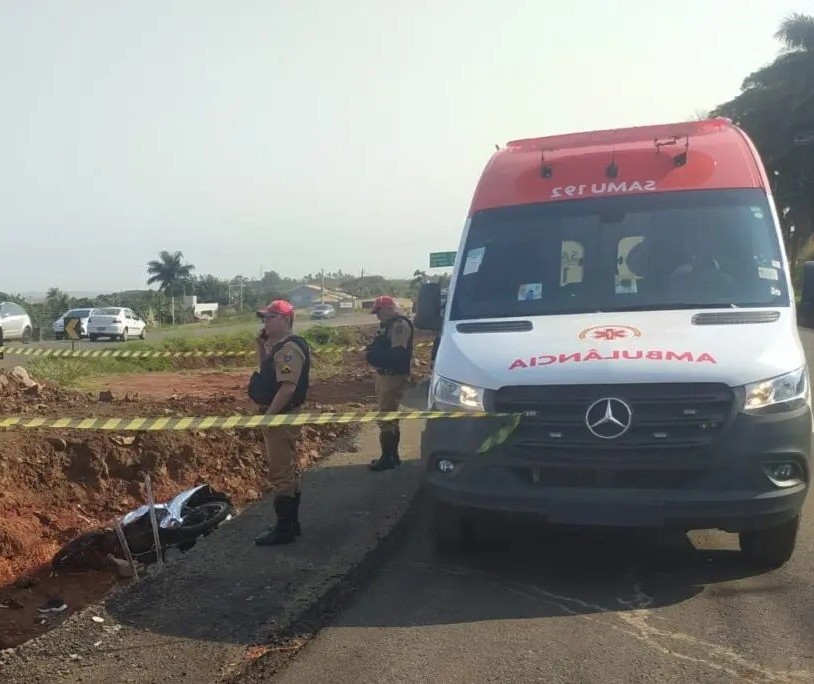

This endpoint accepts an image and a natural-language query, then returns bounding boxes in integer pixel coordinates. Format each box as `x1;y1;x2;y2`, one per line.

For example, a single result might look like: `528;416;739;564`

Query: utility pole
321;268;325;303
229;281;245;311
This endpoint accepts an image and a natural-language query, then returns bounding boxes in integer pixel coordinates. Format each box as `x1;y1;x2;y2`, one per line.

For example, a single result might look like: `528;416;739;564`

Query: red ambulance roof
468;117;768;216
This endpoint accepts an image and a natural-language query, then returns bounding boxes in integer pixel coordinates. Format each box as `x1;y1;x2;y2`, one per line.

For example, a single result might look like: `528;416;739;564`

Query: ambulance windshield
449;189;789;321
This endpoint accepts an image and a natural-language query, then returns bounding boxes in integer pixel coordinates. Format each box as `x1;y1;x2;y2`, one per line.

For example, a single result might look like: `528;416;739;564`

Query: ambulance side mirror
798;261;814;327
414;282;442;331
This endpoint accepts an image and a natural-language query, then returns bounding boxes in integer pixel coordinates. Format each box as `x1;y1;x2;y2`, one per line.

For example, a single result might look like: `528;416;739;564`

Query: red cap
371;295;396;313
257;300;294;319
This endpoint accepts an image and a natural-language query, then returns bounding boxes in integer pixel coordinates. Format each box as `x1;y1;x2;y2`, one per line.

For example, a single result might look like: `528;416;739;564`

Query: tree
339;275;409;299
45;287;70;315
408;269;450;297
409;270;428;296
712;13;814;264
146;250;196;325
194;274;231;304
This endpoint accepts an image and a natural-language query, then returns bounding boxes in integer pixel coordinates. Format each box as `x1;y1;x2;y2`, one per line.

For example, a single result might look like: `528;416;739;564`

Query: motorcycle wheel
163;500;232;546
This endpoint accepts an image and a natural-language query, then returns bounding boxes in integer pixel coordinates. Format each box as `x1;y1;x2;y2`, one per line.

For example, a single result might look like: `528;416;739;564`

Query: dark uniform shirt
250;335;310;411
365;315;414;375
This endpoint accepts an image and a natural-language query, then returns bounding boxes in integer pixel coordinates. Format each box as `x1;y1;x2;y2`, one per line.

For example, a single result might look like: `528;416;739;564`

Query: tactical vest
368;315;413;375
248;334;310;410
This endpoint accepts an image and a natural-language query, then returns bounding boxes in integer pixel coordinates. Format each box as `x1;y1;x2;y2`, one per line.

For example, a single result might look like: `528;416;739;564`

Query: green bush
301;325;341;347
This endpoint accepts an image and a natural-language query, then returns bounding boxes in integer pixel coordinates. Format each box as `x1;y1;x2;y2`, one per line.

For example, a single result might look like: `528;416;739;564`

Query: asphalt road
262;330;814;683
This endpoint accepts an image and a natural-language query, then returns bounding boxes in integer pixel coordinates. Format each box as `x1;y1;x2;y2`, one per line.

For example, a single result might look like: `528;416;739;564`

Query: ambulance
414;117;811;568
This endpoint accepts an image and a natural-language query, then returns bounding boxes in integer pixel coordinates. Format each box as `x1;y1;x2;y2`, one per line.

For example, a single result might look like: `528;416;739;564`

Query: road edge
228;487;426;682
0;421;425;683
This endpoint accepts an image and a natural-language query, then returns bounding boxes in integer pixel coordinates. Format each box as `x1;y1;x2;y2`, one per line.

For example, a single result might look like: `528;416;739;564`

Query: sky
0;0;808;293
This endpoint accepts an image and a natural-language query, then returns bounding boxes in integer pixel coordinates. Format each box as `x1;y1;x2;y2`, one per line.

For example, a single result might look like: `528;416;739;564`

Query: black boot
254;495;298;545
369;431;398;471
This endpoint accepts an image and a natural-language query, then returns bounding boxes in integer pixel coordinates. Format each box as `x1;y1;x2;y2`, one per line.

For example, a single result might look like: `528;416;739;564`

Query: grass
28;356;175;388
141;309;340;341
28;325;364;389
122;323;351;353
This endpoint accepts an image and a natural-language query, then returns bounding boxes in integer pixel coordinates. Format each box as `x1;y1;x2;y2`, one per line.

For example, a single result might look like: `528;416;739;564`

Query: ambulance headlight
742;366;809;414
431;374;485;412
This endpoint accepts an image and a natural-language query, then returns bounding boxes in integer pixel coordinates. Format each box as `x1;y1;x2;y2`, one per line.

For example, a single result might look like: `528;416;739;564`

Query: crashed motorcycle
51;484;233;572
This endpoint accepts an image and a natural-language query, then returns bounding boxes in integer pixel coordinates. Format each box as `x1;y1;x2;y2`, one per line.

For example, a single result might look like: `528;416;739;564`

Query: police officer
363;295;414;471
249;300;311;546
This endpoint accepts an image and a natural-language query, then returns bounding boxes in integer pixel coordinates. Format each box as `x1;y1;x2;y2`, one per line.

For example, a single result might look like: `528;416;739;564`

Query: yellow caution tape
0;409;512;431
477;415;522;452
0;341;433;360
0;408;524;454
0;347;252;358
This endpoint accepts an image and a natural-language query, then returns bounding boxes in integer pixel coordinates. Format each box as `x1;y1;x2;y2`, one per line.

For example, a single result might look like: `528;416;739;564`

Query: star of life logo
579;325;642;343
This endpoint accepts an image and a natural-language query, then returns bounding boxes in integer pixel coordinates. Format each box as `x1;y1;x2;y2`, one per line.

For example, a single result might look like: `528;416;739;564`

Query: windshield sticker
771;286;782;297
550;180;656;199
509;349;716;370
579;325;641;342
758;267;779;281
518;283;542;301
751;207;765;219
615;277;637;295
463;247;485;275
771;260;781;269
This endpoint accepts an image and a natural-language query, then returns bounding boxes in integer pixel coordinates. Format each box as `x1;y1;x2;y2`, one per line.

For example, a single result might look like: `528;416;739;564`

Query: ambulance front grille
493;382;735;450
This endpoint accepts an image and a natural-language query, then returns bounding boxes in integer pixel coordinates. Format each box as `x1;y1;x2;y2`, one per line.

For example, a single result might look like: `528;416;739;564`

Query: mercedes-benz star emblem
585;397;633;439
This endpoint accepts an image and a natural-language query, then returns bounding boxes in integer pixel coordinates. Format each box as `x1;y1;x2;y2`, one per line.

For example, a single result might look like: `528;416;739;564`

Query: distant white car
87;307;147;342
53;307;95;340
309;303;336;320
0;301;33;343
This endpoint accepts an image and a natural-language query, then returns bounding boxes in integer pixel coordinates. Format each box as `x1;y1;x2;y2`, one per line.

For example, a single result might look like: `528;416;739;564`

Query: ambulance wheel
739;515;799;569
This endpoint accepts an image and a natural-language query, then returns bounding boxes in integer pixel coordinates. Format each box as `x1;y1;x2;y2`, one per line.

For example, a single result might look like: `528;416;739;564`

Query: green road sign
429;251;456;268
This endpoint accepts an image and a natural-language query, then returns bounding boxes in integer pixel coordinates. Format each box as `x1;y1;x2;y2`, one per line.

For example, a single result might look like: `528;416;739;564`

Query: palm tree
146;251;195;325
712;13;814;256
723;13;814;147
744;14;814;86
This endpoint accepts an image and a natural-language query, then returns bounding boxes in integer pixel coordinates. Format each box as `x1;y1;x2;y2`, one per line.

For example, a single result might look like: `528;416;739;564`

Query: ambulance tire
739;514;799;569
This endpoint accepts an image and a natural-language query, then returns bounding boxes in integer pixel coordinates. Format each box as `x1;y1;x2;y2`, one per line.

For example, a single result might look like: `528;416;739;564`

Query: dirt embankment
0;372;359;648
0;328;435;648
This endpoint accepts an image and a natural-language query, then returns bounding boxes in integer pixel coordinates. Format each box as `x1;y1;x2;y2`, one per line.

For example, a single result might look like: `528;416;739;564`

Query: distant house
182;295;219;320
286;285;356;309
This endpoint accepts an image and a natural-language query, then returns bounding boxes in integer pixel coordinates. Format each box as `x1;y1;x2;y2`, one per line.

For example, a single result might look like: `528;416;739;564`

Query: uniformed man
249;300;311;546
363;295;414;471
